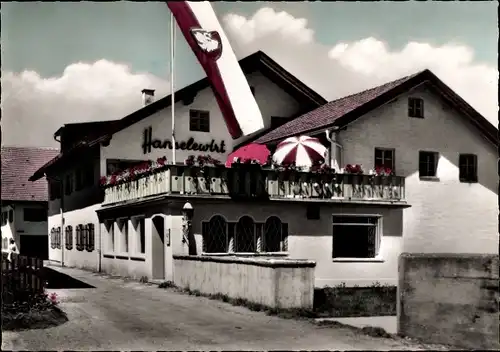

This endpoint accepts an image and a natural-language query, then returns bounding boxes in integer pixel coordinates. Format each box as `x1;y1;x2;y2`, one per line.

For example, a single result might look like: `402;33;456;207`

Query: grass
314;282;397;317
157;280;318;320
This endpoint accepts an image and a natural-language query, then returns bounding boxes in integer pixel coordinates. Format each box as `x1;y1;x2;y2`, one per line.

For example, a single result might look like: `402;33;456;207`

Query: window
306;204;320;220
23;208;47;222
55;227;61;249
3;237;8;249
106;221;115;253
1;212;7;226
50;228;56;249
235;216;256;253
139;218;145;254
8;210;13;223
118;219;129;253
189;109;210;132
202;215;228;253
458;154;478;183
408;97;424;118
132;217;146;254
250;86;255;96
65;226;73;250
201;215;288;254
419;151;439;178
270;116;289;129
263;216;288;252
49;179;61;200
64;173;73;195
86;223;95;252
332;215;381;259
76;225;84;251
374;148;395;172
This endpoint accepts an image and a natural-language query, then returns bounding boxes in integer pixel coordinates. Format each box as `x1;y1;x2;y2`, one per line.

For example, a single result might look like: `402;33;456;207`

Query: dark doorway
152;216;165;280
20;235;48;260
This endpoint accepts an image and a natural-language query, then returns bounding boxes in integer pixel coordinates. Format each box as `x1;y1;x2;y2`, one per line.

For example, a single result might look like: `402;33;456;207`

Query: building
254;69;498;256
2;146;59;259
30;51;497;287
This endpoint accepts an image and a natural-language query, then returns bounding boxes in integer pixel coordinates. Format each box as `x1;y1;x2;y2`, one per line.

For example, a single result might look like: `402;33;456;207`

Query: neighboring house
29;51;497;288
1;146;59;259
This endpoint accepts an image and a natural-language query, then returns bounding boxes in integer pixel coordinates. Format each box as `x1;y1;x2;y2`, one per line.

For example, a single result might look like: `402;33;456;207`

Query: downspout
325;127;341;171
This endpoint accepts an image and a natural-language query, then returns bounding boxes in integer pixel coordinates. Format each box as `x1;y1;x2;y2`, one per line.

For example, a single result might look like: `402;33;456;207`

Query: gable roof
255;69;497;145
30;51;327;181
2;146;59;202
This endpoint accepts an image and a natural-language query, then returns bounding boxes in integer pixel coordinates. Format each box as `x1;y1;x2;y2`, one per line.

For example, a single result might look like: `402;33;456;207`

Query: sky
1;1;498;147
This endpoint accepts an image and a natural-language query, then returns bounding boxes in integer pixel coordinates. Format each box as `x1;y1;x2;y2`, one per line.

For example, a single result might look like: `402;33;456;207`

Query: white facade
336;85;497;254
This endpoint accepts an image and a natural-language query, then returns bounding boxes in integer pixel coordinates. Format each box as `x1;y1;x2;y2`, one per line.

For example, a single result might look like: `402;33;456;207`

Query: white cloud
1;60;169;147
223;7;498;125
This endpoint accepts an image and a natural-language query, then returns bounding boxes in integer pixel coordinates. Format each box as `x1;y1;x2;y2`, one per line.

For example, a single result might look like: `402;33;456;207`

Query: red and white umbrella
272;135;327;167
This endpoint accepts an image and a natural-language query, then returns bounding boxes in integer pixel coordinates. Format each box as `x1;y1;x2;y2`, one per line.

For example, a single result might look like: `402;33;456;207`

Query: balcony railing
104;166;405;204
102;165;405;205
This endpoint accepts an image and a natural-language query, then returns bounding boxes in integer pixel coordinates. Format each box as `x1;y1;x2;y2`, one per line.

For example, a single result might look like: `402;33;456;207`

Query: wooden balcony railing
102;165;405;205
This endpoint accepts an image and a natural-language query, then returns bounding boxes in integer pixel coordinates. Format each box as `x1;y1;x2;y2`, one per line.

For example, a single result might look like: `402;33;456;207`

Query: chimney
141;89;155;106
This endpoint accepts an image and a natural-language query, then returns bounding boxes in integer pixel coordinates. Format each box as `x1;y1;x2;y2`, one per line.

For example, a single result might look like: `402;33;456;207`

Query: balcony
102;165;405;205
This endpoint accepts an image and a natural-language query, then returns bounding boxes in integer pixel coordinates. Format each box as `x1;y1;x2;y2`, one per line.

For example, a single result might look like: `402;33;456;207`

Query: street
2;266;444;351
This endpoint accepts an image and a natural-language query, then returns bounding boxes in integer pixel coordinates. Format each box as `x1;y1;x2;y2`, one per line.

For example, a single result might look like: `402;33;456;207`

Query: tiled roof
2;146;59;202
255;72;422;144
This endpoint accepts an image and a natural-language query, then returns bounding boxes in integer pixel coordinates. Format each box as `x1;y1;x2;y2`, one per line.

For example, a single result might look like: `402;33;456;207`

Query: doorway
151;216;165;280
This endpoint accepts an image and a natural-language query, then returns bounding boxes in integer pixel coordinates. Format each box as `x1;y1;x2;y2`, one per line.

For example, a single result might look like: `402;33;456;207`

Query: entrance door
151;216;165;280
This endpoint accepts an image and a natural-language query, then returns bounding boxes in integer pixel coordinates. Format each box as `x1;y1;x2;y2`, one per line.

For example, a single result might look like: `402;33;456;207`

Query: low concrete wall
173;255;316;309
398;253;499;350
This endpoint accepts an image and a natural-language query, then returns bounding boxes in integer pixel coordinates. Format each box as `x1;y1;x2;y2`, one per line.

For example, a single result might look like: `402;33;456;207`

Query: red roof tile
2;146;59;202
255;72;422;144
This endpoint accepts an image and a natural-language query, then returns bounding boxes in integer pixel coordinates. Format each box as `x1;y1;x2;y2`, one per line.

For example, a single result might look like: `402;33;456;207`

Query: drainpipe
325;127;341;171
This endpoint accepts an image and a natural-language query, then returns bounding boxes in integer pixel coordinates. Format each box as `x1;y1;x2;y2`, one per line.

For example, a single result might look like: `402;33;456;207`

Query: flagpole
170;11;176;165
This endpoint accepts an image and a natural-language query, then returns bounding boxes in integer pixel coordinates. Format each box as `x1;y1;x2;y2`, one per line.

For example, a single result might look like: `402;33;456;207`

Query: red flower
157;157;167;166
100;176;108;186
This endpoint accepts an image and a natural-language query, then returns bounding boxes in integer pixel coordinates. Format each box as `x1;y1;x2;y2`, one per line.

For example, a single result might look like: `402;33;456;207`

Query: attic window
408;97;424;118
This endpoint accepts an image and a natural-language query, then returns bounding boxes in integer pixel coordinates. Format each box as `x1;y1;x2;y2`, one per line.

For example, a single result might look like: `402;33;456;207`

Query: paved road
2;266;443;351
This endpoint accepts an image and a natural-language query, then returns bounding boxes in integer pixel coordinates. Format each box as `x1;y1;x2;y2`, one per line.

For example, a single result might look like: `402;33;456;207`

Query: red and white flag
167;1;264;139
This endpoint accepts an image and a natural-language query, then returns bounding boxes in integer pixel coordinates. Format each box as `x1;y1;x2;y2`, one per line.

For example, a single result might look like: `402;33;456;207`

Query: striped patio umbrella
272;135;327;167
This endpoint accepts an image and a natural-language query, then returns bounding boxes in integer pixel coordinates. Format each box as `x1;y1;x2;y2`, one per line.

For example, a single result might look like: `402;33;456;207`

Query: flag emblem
190;28;223;61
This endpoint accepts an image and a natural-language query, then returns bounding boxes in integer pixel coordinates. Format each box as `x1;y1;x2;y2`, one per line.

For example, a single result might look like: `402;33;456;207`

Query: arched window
264;216;286;252
86;223;95;252
235;216;256;253
202;215;227;253
65;226;73;250
55;227;61;249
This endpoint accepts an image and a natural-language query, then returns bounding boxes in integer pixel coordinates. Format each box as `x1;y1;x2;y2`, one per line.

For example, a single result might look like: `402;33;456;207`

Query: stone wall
398;253;499;349
173;255;316;309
